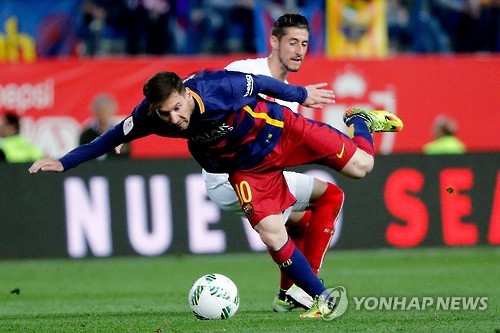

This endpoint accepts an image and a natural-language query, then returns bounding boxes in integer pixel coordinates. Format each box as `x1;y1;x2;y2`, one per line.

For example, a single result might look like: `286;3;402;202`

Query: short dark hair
143;71;185;112
2;111;20;132
271;14;309;40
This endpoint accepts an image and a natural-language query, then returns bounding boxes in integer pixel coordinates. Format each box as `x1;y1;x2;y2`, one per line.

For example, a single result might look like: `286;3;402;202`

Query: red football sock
289;210;310;252
303;183;344;274
280;211;311;291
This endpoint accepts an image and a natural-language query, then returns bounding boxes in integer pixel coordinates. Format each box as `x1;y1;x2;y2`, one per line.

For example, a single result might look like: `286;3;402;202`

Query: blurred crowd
80;0;257;56
78;0;500;57
388;0;500;54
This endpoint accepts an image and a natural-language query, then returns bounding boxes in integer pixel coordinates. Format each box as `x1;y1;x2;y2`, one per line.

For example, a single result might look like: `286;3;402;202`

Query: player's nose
294;44;306;54
169;113;180;125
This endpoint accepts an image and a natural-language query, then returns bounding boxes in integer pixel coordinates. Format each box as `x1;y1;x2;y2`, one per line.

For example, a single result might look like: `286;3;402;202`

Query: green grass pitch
1;247;498;332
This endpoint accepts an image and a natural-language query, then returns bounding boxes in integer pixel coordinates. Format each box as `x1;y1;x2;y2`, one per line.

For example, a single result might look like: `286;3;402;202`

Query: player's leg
340;107;404;178
256;214;329;319
303;180;344;275
274;171;315;311
297;108;401;280
254;214;327;299
282;176;344;312
276;107;402;181
274;172;342;311
203;168;314;312
294;181;344;319
272;211;311;312
229;169;328;316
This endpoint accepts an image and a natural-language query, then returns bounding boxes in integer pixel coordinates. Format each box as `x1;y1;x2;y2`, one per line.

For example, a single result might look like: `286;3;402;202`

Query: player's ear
185;87;191;98
270;35;279;50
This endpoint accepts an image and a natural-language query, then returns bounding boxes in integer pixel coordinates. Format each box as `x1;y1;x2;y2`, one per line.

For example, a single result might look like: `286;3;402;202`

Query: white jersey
225;57;299;112
203;58;314;218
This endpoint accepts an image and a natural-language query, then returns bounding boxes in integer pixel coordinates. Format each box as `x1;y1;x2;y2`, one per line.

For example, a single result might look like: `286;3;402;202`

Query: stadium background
0;1;498;258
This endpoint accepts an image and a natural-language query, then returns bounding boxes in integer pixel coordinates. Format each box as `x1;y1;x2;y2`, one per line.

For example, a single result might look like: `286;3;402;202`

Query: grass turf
0;246;498;332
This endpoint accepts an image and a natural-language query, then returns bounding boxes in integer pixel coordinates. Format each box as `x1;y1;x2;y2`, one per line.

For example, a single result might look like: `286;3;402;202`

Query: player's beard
280;55;302;73
175;120;189;131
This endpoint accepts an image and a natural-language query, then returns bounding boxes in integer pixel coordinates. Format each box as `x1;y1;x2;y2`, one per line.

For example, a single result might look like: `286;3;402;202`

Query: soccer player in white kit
202;14;345;315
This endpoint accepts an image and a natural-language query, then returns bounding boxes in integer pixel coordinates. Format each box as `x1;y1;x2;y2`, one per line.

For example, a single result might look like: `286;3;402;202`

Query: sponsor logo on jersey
243;75;254;97
190;123;233;143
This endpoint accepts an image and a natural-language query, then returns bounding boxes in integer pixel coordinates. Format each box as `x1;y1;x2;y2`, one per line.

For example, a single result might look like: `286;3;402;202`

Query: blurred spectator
186;0;255;54
123;0;177;55
229;0;256;53
391;0;500;54
387;0;413;53
0;111;45;163
423;114;466;154
431;0;500;53
408;0;452;53
80;94;131;159
80;0;128;56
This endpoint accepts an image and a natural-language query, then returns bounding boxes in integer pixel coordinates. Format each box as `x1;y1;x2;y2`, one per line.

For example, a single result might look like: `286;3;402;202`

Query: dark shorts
229;107;357;226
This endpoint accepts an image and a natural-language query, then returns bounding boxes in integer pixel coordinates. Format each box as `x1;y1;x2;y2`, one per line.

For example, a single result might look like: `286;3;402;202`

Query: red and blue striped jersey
60;70;307;172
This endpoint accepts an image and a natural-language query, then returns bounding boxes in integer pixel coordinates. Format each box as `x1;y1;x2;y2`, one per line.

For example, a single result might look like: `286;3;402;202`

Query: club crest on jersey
242;202;254;217
244;75;254;97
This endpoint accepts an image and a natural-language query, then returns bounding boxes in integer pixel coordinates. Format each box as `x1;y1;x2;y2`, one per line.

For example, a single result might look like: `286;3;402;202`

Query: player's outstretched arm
28;158;64;173
303;83;335;109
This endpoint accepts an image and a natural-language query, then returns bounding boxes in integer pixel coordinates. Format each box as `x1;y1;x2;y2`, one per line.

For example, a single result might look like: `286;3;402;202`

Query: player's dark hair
271;14;309;40
143;71;186;112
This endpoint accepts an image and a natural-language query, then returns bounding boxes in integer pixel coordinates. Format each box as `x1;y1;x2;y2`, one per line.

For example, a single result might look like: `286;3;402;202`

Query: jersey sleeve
225;71;308;109
59;99;154;171
59;124;125;170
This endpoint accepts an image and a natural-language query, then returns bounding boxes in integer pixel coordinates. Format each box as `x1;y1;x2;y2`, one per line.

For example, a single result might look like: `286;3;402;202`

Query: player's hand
115;144;123;154
28;158;64;173
303;83;335;109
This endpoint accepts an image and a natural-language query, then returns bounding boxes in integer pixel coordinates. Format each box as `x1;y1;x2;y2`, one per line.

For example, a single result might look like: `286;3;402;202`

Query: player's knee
260;234;287;251
254;215;288;251
341;149;374;179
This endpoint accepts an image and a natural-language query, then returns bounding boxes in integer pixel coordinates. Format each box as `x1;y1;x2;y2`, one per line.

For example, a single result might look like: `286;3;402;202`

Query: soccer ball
188;273;239;320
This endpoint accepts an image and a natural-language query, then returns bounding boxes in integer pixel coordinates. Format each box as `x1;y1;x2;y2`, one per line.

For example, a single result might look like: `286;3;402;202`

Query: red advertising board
291;55;500;155
0;55;498;159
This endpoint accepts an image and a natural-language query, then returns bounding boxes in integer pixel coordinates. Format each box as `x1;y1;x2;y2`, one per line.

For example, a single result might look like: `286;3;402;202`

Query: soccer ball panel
188;273;239;320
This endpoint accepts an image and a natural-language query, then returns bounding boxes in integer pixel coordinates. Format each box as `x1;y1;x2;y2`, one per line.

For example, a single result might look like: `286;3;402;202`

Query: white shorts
202;169;314;223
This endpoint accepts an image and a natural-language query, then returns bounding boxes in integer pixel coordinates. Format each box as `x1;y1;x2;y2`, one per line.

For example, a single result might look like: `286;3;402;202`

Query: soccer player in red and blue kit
29;69;403;318
209;14;345;313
